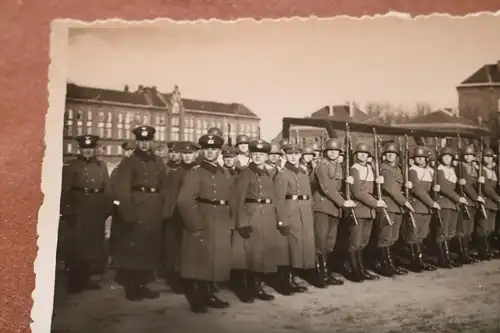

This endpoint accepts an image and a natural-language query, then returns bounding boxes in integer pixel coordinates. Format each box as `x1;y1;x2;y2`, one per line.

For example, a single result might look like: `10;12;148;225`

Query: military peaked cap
221;145;239;157
132;125;156;141
249;139;271;153
75;135;99;148
199;134;224;149
282;143;302;154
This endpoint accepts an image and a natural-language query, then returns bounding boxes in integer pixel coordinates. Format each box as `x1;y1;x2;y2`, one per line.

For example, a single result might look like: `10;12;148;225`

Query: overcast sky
67;15;500;140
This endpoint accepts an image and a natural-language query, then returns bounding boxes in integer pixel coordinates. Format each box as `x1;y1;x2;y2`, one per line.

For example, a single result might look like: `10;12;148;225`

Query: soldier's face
356;152;368;163
81;148;95;159
385;152;397;163
409;158;415;165
325;149;340;160
238;143;249;154
137;140;152;152
203;147;220;162
286;152;301;165
181;152;196;164
267;154;280;164
414;157;426;166
223;156;236;167
484;156;493;166
441;155;452;166
169;151;181;162
464;154;474;163
302;154;314;163
251;152;267;165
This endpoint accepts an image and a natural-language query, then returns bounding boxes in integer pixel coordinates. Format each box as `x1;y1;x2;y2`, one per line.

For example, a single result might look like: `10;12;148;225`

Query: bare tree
415;102;432;117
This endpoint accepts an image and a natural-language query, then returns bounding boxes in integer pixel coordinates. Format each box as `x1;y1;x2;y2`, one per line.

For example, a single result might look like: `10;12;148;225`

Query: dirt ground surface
51;260;500;333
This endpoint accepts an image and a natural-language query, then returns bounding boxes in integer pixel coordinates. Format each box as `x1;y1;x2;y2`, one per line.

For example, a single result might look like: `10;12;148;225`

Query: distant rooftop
66;83;260;119
458;61;500;87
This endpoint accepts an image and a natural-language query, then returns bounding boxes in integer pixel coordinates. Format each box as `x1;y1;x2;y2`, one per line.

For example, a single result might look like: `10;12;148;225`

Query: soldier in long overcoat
60;135;112;293
476;148;500;260
374;142;413;277
349;143;385;282
162;141;199;293
111;126;168;301
274;143;315;295
176;134;234;313
312;138;353;287
231;139;278;303
404;146;439;272
455;145;482;264
166;141;181;175
435;146;466;268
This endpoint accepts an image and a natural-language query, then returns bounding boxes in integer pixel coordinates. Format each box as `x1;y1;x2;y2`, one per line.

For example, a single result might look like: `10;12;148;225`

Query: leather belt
72;187;104;194
285;194;310;200
197;198;229;206
132;186;159;193
245;198;273;204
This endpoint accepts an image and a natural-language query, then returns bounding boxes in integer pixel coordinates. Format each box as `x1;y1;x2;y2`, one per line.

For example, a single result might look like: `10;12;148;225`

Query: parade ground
51;260;500;333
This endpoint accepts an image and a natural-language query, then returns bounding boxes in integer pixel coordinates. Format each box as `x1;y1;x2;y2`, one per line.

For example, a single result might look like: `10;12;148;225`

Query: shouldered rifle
477;137;488;219
433;137;444;227
457;135;472;221
403;135;417;229
373;128;393;226
344;123;359;226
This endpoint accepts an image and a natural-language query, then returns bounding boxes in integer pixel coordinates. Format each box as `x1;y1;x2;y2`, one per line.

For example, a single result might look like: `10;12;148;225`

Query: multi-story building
457;60;500;130
64;83;260;171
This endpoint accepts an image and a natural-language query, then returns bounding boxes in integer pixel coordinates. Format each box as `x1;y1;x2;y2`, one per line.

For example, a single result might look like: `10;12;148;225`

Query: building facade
457;60;500;130
64;83;260;171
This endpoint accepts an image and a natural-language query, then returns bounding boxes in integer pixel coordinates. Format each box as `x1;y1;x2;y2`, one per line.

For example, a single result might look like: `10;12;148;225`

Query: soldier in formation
231;139;278;303
235;134;251;171
221;145;239;175
60;135;112;293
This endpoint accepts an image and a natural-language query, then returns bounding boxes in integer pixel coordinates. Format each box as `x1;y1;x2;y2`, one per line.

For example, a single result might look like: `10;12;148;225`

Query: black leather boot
251;273;274;301
186;280;207;313
276;266;294;296
415;243;437;271
233;270;254;303
315;254;328;288
357;250;380;280
325;252;344;285
346;251;364;283
289;268;307;293
204;281;230;309
375;247;396;277
124;272;143;302
437;241;453;268
407;244;423;273
387;246;408;275
447;240;462;268
457;237;475;264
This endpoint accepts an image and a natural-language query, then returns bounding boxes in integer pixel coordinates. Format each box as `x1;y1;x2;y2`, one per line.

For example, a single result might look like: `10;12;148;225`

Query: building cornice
66;98;260;120
456;83;500;89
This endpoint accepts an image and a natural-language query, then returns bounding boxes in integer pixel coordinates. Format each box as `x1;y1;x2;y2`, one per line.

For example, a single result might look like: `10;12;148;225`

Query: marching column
176;134;233;313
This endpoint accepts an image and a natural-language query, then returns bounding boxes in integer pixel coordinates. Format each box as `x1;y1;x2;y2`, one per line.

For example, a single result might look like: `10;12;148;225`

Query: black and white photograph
39;15;500;332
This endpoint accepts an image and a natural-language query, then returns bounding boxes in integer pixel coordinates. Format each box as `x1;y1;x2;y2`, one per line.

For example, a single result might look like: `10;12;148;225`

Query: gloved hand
237;226;253;239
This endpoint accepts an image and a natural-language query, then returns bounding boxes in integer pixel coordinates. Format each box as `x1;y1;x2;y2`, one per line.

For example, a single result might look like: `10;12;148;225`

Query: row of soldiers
59;125;500;314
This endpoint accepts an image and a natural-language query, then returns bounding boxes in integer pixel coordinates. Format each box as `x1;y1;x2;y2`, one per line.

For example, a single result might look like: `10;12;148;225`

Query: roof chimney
328;105;334;117
124;85;129;92
348;101;354;118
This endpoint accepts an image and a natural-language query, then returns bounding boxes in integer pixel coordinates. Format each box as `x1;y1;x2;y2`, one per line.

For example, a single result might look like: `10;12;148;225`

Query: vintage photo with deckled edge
34;13;500;333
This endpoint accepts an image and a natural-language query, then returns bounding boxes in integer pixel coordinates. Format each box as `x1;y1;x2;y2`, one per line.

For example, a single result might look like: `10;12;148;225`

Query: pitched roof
66;83;259;119
310;105;370;122
405;109;477;126
458;62;500;86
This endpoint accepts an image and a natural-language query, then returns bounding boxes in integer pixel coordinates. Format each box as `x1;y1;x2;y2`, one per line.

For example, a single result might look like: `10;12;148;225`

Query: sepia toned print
45;15;500;332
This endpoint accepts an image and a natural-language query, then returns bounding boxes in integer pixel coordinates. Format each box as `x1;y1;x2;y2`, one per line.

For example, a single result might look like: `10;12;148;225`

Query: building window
117;145;123;156
86;126;92;135
143;114;150;125
172;102;180;114
77;126;83;136
118;112;123;123
196;128;202;139
98;127;105;137
202;120;208;130
67;109;74;120
196;119;202;129
87;110;92;121
107;111;112;123
239;123;244;133
190;118;194;128
171;127;180;141
67;143;72;154
76;109;83;121
125;112;133;124
98;112;105;122
117;128;123;139
172;116;179;127
155;115;160;125
106;127;112;138
125;129;131;139
106;145;112;155
158;127;166;142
